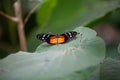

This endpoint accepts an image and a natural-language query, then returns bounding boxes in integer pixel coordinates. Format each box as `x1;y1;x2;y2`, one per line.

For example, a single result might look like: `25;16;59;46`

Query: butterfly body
37;31;77;45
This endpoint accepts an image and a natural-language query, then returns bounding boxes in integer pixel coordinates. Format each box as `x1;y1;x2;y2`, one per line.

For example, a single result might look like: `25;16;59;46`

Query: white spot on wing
42;34;46;40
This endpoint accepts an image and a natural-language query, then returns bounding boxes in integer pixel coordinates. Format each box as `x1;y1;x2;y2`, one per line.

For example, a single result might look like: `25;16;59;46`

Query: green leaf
36;0;58;25
100;44;120;80
0;27;105;80
118;43;120;54
54;65;100;80
28;0;120;51
106;44;120;59
36;0;120;32
100;57;120;80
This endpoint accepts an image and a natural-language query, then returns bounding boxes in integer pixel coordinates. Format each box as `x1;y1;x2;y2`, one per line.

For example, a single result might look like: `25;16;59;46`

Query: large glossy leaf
100;44;120;80
36;0;57;25
27;0;120;51
0;27;105;80
100;57;120;80
118;43;120;54
36;0;120;32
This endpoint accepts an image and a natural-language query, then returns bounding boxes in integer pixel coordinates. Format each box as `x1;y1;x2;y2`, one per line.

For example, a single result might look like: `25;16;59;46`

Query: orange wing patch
57;36;65;44
49;35;65;44
50;36;57;44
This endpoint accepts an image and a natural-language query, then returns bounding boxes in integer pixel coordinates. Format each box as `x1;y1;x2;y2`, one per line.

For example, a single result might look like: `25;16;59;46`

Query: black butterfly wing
36;33;55;44
60;31;77;42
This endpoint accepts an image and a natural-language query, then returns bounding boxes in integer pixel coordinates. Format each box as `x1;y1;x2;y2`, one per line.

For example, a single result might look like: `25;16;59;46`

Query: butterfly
36;31;78;45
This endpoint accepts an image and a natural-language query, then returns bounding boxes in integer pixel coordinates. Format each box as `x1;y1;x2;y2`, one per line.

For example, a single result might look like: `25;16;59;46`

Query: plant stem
14;0;27;51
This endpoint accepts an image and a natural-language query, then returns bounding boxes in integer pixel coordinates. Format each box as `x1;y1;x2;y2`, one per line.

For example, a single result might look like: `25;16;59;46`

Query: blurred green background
0;0;120;54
